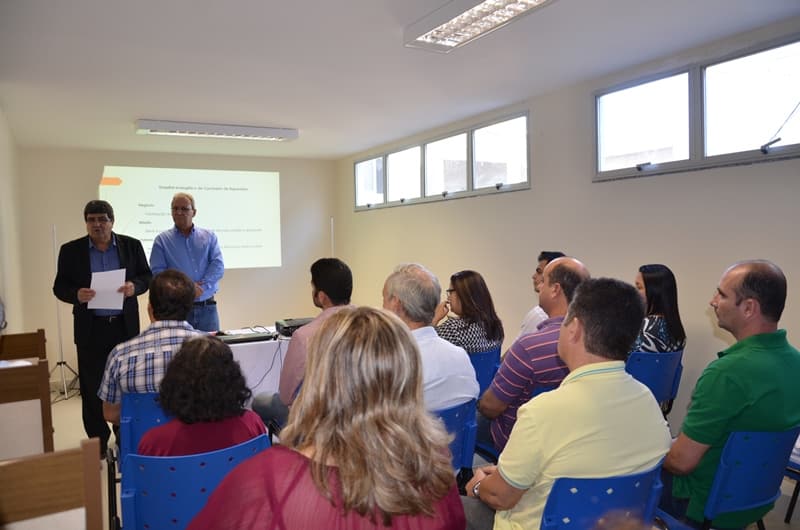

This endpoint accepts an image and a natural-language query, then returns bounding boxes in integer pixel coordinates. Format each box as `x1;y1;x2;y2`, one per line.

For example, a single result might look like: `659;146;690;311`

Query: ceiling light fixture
135;119;299;141
404;0;556;53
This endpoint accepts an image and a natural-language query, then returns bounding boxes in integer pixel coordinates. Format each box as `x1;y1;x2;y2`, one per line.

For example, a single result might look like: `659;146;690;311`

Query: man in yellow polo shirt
464;278;671;530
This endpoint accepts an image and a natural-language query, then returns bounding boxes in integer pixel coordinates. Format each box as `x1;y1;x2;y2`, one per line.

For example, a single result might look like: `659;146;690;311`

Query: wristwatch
472;480;481;499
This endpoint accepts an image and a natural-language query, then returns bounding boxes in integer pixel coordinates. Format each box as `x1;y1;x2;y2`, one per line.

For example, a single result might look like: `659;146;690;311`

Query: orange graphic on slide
100;176;122;186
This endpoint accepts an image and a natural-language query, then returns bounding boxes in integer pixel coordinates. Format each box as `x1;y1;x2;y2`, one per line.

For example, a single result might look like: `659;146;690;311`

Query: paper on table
88;268;125;310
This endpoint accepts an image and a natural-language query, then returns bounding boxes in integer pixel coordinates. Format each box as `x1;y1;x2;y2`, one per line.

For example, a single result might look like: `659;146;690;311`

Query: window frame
594;33;800;182
354;112;530;211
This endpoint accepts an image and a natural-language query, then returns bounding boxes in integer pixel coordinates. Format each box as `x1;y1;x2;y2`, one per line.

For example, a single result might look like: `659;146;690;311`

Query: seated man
382;263;479;411
464;278;671;530
516;250;565;341
98;269;203;426
252;258;352;429
478;257;588;452
661;260;800;529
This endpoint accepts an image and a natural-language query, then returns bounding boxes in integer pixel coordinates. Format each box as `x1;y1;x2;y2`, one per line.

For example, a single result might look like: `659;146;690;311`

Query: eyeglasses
535;267;544;275
171;207;194;213
86;216;111;224
446;288;455;295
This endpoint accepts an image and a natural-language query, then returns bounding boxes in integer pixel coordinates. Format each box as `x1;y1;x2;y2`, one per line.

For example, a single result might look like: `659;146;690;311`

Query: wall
0;105;23;333
334;20;800;433
17;147;337;371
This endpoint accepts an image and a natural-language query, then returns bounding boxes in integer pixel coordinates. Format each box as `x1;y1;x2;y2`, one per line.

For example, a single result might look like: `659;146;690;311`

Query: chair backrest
120;392;171;463
434;399;477;471
0;328;47;360
0;437;102;529
469;346;501;397
704;426;800;520
540;460;663;530
121;434;270;530
625;350;683;403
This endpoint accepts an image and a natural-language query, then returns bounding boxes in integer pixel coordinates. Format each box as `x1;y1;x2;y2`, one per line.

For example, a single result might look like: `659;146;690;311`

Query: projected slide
100;166;281;269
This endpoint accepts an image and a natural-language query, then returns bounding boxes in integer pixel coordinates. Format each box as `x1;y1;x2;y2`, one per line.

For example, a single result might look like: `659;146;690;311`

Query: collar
537;315;564;330
411;326;437;339
562;360;625;385
88;233;117;249
173;224;196;236
147;320;198;332
718;329;788;359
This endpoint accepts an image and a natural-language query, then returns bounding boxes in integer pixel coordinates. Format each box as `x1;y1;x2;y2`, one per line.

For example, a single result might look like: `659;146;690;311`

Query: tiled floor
51;392;800;530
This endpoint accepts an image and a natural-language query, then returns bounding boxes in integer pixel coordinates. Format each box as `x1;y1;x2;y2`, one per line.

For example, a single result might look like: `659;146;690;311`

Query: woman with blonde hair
189;306;466;529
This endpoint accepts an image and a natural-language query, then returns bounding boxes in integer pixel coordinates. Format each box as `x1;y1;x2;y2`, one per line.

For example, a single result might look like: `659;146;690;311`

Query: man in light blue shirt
150;192;224;331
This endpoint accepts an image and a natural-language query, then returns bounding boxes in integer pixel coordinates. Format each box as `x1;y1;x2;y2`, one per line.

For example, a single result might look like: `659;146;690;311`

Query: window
595;35;800;181
473;116;528;189
425;134;467;196
354;114;529;210
705;40;800;157
387;146;421;202
354;157;384;207
597;73;689;172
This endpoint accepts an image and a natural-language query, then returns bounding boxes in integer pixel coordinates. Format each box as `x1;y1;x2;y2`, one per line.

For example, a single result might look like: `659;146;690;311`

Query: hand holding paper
87;269;126;310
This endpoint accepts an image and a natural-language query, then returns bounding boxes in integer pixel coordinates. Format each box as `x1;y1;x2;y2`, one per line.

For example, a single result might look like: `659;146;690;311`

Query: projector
275;318;313;337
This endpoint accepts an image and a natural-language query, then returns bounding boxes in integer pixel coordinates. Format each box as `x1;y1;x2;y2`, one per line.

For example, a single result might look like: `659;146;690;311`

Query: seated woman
137;335;266;456
188;306;465;530
432;270;504;354
632;264;687;353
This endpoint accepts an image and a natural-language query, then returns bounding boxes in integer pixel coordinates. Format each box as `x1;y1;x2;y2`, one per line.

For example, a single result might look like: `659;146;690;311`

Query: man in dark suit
53;200;152;454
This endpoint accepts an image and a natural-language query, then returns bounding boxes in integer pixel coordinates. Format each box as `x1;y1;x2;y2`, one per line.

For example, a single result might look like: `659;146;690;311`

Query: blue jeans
188;303;219;332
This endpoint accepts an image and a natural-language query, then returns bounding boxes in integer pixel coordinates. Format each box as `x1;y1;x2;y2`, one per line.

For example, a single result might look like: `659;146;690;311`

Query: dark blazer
53;233;152;347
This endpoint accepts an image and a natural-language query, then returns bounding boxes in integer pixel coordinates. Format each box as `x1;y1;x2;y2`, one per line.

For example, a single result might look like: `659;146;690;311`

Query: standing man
516;250;565;341
382;263;479;411
661;260;800;528
252;258;353;430
53;200;152;454
478;257;588;452
464;278;671;529
150;192;224;331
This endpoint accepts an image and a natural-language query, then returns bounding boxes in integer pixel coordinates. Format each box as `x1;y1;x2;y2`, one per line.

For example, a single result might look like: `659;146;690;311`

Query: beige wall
0;105;24;333
17;147;337;371
334;20;800;433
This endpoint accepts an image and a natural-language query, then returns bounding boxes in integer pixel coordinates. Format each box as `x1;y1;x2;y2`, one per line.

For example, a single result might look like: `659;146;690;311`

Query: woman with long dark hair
632;264;686;353
433;270;504;354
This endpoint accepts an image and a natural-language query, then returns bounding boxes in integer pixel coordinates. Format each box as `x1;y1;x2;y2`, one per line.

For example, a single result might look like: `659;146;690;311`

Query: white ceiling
1;0;799;160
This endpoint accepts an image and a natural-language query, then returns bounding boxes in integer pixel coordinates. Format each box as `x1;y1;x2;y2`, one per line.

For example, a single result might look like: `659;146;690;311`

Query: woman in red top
188;306;466;529
137;335;266;456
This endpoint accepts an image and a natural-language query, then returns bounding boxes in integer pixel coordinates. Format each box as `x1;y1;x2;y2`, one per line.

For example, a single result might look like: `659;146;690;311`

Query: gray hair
384;263;441;325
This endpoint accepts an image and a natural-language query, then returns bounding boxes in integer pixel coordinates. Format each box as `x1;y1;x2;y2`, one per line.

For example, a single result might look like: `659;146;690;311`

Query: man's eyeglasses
86;216;111;224
171;207;193;213
535;267;544;275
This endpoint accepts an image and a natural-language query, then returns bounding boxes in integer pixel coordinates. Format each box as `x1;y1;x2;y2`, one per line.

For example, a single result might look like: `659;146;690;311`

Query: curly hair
158;335;251;423
279;306;454;525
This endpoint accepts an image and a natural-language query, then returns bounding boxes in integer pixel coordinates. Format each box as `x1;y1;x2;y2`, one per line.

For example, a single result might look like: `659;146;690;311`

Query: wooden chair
0;328;47;361
0;438;102;529
0;357;54;458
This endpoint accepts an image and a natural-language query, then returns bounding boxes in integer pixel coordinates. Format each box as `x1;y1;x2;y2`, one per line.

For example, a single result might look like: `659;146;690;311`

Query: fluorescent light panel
135;119;299;142
405;0;554;53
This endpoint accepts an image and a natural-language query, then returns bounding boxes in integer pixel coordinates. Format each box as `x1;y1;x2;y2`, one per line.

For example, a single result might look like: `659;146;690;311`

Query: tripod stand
51;224;79;403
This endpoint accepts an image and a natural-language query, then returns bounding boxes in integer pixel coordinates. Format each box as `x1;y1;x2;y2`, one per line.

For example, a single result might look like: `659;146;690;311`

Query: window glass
473;116;528;189
597;73;689;172
705;41;800;156
425;133;467;196
387;146;421;202
355;158;384;207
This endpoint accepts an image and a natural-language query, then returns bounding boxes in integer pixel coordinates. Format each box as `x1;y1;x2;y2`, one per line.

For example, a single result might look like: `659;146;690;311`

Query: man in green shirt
662;260;800;528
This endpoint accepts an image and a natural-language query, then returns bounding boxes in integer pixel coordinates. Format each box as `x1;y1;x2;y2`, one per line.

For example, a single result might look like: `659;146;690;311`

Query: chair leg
756;518;765;530
786;480;800;524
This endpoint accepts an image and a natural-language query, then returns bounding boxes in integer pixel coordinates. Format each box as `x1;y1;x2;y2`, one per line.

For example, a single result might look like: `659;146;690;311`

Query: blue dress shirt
149;225;224;301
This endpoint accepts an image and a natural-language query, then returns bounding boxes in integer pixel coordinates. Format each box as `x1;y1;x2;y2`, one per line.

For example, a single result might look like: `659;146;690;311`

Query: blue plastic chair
540;460;663;529
655;426;800;530
469;346;501;397
434;399;477;472
119;392;172;463
121;434;270;530
625;350;683;410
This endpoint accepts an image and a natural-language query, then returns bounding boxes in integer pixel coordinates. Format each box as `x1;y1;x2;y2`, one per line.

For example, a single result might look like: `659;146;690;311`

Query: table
229;337;289;402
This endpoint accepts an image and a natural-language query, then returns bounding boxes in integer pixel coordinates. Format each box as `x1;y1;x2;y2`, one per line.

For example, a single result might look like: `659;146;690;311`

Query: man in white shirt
382;263;479;411
516;251;565;341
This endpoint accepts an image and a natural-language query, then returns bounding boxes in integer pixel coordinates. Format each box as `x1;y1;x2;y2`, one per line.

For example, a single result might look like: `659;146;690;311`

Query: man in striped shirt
477;257;589;452
98;269;203;426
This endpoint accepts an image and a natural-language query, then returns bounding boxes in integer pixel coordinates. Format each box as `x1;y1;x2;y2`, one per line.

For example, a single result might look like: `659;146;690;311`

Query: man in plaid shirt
98;269;203;425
